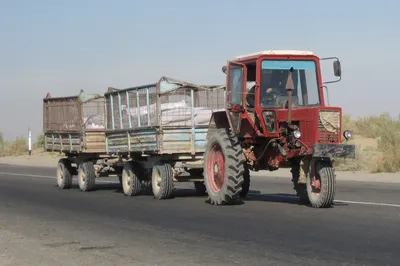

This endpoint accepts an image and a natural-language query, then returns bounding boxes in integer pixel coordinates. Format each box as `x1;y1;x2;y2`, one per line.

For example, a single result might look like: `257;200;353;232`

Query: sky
0;0;399;141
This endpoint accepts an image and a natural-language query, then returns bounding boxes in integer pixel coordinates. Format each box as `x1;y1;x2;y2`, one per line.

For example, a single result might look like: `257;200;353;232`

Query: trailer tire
203;128;245;205
56;158;73;189
121;162;141;196
77;161;96;192
194;181;207;196
151;163;174;200
307;160;336;208
239;166;250;198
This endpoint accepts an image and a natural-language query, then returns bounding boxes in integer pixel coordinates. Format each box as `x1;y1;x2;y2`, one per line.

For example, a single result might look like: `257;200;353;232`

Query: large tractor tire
203;128;245;205
56;158;73;189
77;161;96;192
121;161;142;196
307;160;336;208
151;163;174;200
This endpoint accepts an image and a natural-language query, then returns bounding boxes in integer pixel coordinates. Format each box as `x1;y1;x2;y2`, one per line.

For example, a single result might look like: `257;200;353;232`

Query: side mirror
222;65;227;74
333;60;341;77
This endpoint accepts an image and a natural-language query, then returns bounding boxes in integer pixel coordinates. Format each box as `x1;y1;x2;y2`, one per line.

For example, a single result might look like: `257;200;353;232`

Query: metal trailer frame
43;90;123;191
104;76;226;199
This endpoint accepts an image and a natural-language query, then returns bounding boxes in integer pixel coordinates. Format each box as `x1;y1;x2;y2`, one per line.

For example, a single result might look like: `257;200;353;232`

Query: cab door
226;61;247;134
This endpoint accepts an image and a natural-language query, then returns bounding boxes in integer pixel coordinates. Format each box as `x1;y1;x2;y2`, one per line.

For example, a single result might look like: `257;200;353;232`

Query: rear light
318;110;340;143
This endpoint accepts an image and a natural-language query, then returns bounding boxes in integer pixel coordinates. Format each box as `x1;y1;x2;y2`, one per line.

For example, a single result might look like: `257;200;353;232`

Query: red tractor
203;50;355;208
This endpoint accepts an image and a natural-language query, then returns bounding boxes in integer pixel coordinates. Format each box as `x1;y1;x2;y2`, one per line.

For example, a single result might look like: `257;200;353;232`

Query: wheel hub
310;163;321;195
207;143;225;193
213;162;219;174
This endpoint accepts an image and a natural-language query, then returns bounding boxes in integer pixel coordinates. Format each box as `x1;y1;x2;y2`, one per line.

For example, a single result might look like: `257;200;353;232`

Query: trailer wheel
77;161;96;192
151;163;174;200
194;181;207;196
239;165;250;198
56;158;73;189
121;161;141;196
307;159;336;208
203;128;245;205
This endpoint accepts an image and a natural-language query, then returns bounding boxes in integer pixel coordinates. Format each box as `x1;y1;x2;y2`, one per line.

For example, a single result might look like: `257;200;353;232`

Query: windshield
259;60;320;108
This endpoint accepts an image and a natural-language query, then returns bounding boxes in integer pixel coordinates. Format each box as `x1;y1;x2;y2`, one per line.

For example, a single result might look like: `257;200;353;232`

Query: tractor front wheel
203;128;245;205
307;159;336;208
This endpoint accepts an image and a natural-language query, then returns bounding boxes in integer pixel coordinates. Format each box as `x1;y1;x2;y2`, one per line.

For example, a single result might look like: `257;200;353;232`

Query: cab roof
235;50;315;60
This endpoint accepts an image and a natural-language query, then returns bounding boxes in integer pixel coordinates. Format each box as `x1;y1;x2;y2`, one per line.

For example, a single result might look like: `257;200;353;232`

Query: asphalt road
0;164;400;266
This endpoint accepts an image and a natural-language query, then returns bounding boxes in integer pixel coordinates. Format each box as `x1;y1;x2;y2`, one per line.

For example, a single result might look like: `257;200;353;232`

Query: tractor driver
259;69;288;107
245;69;293;108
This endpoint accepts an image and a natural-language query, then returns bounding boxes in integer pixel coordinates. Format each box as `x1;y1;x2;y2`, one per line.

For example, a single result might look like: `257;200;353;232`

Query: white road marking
333;200;400;208
1;171;400;208
267;194;400;208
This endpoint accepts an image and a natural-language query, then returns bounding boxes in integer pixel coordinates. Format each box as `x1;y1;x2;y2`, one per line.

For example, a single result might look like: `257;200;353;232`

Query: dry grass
335;113;400;173
0;132;61;158
0;133;28;157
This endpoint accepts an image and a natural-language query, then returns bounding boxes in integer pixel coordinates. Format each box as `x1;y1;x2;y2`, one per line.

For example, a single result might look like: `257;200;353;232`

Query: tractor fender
206;111;230;140
208;111;230;129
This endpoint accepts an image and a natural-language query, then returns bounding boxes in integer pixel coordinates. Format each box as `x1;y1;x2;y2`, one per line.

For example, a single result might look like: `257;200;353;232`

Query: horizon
1;0;399;141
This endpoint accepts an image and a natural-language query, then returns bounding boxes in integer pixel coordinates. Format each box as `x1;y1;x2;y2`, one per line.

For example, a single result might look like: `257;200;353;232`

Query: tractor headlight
343;130;352;140
293;129;301;139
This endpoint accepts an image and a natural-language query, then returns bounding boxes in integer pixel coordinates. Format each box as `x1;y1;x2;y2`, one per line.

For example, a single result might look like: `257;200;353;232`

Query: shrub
341;113;400;173
0;135;27;157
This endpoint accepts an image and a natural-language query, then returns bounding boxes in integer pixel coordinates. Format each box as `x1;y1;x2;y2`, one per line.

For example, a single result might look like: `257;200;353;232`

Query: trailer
104;76;226;199
43;90;123;191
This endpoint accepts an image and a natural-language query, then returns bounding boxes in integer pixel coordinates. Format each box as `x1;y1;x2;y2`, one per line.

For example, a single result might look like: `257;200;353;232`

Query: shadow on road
243;190;304;205
60;183;349;207
243;190;349;207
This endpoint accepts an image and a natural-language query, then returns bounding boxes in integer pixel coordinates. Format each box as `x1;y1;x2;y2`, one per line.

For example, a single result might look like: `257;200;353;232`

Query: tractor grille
318;110;340;143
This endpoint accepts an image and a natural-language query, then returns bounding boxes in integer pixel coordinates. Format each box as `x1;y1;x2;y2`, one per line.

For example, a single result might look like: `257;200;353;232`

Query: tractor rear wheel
307;160;336;208
203;128;245;205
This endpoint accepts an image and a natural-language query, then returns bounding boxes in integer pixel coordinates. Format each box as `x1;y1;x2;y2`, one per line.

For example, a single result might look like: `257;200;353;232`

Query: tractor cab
222;50;346;147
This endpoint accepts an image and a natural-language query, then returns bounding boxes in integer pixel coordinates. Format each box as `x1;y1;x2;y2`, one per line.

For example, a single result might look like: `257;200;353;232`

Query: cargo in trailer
104;76;226;199
43;90;123;192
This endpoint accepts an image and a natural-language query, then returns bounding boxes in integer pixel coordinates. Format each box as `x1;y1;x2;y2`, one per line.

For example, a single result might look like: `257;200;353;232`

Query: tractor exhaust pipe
285;67;295;126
